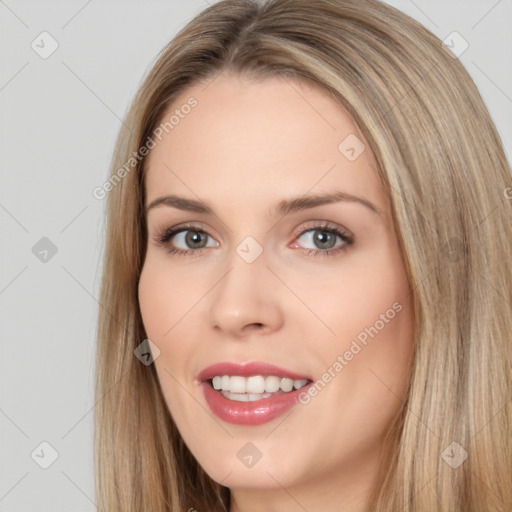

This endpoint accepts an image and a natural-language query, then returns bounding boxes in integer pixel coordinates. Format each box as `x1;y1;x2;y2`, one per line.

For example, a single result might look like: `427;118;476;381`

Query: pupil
315;230;335;249
186;230;206;248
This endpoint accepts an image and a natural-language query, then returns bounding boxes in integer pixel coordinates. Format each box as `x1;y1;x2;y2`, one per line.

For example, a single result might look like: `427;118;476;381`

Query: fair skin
138;72;415;512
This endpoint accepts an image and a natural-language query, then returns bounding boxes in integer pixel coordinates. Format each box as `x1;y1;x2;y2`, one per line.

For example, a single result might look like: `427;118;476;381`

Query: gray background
1;0;511;510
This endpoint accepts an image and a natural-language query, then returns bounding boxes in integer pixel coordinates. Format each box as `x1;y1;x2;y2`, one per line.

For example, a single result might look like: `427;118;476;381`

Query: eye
153;224;219;256
172;229;217;250
153;221;353;258
291;221;353;257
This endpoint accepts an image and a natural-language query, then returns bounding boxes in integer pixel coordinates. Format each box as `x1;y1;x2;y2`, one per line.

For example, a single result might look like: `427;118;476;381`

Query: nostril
243;322;264;330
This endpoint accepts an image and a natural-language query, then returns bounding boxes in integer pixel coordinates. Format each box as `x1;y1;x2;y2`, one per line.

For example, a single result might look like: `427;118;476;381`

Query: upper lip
197;361;312;382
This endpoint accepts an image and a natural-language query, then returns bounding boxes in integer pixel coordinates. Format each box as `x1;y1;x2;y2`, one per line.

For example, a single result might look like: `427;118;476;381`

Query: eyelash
152;221;354;259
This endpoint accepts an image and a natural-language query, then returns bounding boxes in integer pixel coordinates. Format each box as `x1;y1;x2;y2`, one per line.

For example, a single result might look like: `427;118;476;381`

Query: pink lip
197;361;312;426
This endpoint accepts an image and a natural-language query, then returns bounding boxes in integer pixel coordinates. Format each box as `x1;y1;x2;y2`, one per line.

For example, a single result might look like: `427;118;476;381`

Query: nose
208;247;284;338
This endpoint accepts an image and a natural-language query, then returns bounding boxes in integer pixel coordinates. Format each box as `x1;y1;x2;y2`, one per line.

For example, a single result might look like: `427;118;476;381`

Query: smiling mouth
208;375;311;402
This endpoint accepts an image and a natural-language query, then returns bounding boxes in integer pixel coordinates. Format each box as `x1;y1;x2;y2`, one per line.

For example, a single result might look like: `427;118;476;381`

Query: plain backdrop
1;0;511;510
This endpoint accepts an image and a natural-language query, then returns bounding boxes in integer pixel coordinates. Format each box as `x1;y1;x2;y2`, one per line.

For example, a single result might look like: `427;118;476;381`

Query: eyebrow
145;191;382;217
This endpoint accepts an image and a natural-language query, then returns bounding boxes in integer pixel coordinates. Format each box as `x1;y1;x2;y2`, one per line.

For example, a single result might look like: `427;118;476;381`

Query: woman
95;0;512;510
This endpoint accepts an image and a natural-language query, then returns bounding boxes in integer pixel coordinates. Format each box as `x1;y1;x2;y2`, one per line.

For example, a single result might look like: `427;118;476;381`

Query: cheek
138;262;194;387
294;260;414;467
138;259;209;383
330;253;415;410
340;263;410;344
138;265;170;340
138;259;199;341
307;239;414;406
291;240;412;350
138;263;198;412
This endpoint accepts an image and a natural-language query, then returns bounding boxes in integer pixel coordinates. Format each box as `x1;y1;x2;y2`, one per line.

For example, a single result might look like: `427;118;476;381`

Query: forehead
144;73;386;215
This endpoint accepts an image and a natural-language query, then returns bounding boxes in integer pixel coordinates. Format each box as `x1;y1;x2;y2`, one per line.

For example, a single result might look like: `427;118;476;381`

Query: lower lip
201;381;309;425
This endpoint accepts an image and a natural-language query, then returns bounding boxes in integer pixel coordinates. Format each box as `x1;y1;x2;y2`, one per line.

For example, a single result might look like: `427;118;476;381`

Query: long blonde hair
95;0;512;510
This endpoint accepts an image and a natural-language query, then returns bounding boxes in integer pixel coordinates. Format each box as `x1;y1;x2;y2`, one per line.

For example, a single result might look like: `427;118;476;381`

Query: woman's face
139;73;414;507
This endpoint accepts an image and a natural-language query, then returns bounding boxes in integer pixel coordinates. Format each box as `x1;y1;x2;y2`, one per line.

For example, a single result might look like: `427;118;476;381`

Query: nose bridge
208;237;283;335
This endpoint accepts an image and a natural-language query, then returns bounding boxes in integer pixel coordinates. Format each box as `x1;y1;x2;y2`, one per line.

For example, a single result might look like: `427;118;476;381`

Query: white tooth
246;376;265;393
264;375;280;393
225;392;248;402
230;376;246;393
248;393;263;401
221;375;230;391
212;376;222;390
293;379;308;390
280;378;294;392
